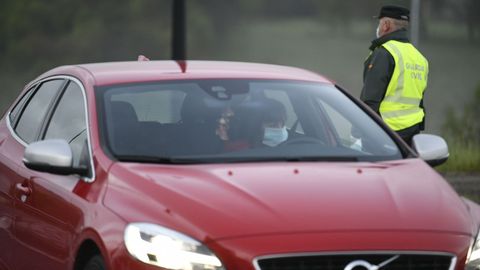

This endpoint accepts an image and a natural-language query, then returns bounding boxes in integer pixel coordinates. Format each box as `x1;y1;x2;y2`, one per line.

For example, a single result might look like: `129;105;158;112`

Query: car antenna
137;55;150;61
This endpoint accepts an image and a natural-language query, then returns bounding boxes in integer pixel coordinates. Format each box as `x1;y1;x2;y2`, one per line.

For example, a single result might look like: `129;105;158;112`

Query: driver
259;98;288;147
219;98;288;151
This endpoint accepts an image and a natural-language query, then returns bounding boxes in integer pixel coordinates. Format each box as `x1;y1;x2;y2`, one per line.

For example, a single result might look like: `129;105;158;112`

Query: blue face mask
263;127;288;147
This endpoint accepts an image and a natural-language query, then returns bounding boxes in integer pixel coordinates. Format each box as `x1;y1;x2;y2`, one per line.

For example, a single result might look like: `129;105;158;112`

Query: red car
0;60;478;270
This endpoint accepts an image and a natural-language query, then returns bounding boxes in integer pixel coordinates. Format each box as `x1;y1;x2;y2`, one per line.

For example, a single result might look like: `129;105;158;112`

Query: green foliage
442;84;480;145
438;140;480;172
439;84;480;172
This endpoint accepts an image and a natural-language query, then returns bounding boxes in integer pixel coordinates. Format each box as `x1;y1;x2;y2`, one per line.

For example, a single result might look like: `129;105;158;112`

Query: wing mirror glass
23;139;88;175
412;134;449;167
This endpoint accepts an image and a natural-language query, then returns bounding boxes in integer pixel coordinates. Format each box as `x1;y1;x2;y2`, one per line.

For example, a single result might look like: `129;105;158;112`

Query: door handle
15;182;32;196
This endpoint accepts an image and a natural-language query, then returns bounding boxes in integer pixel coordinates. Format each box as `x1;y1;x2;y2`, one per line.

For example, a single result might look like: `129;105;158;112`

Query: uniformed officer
361;5;429;146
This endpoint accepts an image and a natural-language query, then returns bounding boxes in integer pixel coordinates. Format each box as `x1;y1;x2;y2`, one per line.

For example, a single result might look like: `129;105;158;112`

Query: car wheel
83;255;105;270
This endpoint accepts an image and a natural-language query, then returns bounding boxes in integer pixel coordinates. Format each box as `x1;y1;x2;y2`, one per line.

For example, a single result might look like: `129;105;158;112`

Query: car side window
315;98;364;152
44;81;88;167
15;80;65;144
9;87;35;125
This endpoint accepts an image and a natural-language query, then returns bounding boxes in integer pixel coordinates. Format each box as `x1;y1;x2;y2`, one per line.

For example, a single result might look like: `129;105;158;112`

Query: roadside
443;173;480;202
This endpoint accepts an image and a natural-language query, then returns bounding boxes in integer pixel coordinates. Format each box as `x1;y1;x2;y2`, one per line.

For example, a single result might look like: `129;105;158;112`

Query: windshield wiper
175;156;358;163
115;155;200;164
284;156;358;162
115;155;358;164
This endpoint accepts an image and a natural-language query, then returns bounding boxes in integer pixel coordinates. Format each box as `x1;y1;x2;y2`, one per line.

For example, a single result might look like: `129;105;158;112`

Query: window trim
37;80;70;141
6;75;96;183
11;79;67;143
96;79;406;162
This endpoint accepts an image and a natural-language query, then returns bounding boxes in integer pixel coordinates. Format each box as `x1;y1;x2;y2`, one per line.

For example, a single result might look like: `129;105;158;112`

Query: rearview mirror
23;139;88;175
412;134;449;167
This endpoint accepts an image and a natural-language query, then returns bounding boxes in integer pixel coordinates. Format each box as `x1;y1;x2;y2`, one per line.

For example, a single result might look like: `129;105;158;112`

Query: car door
12;79;90;270
0;88;33;270
0;79;65;270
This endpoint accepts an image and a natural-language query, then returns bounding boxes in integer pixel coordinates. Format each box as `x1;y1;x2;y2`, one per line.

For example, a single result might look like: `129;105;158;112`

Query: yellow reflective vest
379;40;429;131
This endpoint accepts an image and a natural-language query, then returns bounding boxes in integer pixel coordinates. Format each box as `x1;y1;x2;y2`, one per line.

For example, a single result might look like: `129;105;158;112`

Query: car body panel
104;159;472;241
13;173;77;269
0;127;19;269
38;61;332;87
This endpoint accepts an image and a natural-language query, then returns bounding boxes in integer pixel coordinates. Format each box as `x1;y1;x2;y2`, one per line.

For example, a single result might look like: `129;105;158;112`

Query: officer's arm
360;48;395;114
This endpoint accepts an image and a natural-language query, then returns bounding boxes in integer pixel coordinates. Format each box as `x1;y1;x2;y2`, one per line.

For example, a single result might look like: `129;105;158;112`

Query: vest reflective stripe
379;40;428;131
386;42;405;101
381;107;423;118
383;95;421;105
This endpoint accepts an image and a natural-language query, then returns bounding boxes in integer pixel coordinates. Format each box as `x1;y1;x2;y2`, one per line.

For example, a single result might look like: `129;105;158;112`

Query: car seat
175;93;224;155
109;101;141;155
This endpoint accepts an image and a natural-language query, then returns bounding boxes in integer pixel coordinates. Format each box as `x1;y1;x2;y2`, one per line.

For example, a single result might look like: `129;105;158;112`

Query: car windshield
98;79;402;163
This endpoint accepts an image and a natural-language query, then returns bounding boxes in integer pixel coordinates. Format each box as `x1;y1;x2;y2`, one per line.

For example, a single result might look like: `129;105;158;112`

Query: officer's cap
374;5;410;21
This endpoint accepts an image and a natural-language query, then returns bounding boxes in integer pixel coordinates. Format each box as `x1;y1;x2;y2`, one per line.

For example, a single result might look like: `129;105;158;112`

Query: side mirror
412;134;449;167
23;139;88;175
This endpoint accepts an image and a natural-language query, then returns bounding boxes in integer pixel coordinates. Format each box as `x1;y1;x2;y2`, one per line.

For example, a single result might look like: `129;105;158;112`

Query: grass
434;136;480;202
437;140;480;173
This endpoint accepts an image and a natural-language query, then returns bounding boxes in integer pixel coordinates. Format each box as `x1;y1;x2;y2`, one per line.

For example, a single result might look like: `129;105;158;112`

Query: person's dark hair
228;98;286;144
261;98;287;124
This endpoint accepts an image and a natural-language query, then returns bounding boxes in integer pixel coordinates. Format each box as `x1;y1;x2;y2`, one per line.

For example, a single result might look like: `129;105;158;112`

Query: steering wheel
280;136;325;146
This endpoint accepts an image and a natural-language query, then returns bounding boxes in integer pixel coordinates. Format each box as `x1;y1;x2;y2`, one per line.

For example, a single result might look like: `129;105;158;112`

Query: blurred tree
0;0;172;73
466;0;480;42
262;0;318;17
311;0;352;33
435;0;480;43
0;0;477;75
190;0;243;36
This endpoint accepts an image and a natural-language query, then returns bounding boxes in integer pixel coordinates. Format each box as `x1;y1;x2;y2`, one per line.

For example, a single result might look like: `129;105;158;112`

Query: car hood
104;159;473;241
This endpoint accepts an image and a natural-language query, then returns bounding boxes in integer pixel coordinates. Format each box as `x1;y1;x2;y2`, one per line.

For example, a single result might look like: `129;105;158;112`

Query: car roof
41;60;335;86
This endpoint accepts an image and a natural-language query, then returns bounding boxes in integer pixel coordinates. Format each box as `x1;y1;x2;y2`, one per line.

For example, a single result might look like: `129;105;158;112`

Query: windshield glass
98;79;402;163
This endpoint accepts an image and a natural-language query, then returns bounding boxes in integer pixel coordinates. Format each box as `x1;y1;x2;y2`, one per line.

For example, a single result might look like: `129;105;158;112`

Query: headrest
180;93;225;124
235;98;286;123
228;98;287;141
110;101;138;123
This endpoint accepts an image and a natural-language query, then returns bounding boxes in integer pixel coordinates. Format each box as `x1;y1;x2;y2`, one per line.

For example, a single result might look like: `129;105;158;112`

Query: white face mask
376;25;381;38
263;127;288;147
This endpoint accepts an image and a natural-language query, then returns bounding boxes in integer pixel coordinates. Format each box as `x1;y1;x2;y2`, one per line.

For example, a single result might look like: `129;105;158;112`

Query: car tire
83;255;105;270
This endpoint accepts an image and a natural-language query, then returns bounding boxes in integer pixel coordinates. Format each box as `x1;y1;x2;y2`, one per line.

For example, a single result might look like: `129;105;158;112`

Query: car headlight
124;223;224;270
466;229;480;269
